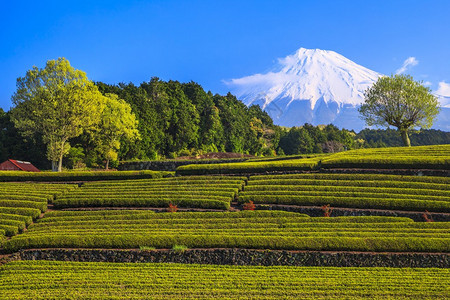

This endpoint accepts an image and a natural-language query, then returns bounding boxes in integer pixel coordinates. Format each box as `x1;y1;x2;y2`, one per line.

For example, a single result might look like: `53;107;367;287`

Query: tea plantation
1;261;448;299
0;145;449;299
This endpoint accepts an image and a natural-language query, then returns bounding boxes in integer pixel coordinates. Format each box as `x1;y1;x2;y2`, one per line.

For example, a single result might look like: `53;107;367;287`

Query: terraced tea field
0;183;76;240
0;170;171;182
4;210;449;252
240;173;450;212
177;144;450;175
53;176;246;210
1;261;448;299
321;144;450;169
0;144;449;299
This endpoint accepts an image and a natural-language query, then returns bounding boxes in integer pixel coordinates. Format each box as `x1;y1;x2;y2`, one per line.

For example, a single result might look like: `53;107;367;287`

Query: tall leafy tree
10;58;105;171
91;93;140;169
359;74;440;146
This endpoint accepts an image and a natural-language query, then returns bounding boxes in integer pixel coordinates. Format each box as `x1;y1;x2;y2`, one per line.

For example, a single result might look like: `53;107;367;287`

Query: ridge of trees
1;78;449;170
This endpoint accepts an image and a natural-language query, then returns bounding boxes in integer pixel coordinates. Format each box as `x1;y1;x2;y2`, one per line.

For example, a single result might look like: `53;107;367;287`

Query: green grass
4;211;449;253
0;261;448;299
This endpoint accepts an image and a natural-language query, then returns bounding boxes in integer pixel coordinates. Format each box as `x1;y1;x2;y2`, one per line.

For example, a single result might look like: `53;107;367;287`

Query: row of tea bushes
176;158;321;175
0;170;173;182
176;144;450;175
53;176;246;210
0;183;77;239
1;261;448;299
4;210;449;253
239;173;450;212
320;144;450;169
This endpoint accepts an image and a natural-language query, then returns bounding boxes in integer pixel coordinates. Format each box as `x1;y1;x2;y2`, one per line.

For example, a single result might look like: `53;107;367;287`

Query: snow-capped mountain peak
227;48;381;111
225;48;382;129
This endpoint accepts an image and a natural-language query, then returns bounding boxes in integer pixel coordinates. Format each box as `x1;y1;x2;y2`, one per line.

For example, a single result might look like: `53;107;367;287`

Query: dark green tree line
96;78;277;160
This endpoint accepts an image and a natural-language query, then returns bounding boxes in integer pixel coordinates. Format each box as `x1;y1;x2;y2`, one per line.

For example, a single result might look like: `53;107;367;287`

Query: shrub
167;203;178;213
243;201;256;211
172;245;188;252
322;204;333;217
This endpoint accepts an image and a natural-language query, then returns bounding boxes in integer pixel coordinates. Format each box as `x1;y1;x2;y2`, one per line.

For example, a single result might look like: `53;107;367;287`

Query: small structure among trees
0;159;40;172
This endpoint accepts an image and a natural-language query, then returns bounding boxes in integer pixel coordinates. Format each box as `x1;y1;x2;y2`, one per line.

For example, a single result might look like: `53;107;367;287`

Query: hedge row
0;224;19;236
0;170;173;182
0;213;32;226
248;179;448;190
0;200;47;211
239;195;450;212
0;218;26;232
83;175;247;184
0;207;41;219
250;173;450;184
244;184;450;197
0;195;51;202
240;190;450;202
321;157;450;170
176;158;321;175
6;234;449;253
58;190;237;199
42;210;305;219
53;198;231;210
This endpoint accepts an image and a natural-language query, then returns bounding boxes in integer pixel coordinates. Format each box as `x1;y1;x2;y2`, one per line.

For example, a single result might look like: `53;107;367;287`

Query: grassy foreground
0;261;448;299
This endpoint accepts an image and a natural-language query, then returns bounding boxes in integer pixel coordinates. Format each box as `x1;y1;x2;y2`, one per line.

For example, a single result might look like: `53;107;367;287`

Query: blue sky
1;0;449;110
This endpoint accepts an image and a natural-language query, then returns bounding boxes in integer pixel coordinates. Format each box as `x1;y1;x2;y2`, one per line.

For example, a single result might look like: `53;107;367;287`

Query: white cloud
395;57;419;74
423;81;432;86
434;81;450;108
436;81;450;96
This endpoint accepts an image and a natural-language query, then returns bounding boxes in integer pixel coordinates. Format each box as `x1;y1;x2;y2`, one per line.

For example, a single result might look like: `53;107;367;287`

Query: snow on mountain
226;48;381;130
226;48;450;131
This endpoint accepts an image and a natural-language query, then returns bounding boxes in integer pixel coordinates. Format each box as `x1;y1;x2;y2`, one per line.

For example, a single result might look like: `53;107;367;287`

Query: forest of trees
95;78;279;160
1;78;449;170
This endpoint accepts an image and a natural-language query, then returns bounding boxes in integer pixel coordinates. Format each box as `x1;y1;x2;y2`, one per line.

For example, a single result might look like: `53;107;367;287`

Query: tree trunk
58;155;63;172
400;130;411;147
57;139;67;172
51;161;58;172
105;159;110;170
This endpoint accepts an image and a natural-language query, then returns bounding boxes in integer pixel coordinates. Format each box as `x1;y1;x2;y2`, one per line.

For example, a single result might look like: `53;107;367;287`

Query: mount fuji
226;48;449;131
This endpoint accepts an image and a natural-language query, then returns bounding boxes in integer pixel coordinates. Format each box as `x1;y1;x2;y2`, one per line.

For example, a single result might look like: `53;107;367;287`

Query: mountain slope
226;48;381;129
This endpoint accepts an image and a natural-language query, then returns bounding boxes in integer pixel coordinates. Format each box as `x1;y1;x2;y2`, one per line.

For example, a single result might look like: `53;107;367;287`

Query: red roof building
0;159;41;172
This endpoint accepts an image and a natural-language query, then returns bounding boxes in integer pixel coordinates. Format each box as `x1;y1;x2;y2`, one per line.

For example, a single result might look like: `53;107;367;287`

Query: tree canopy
96;79;278;159
358;74;440;146
91;93;140;169
11;58;107;171
2;69;448;170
